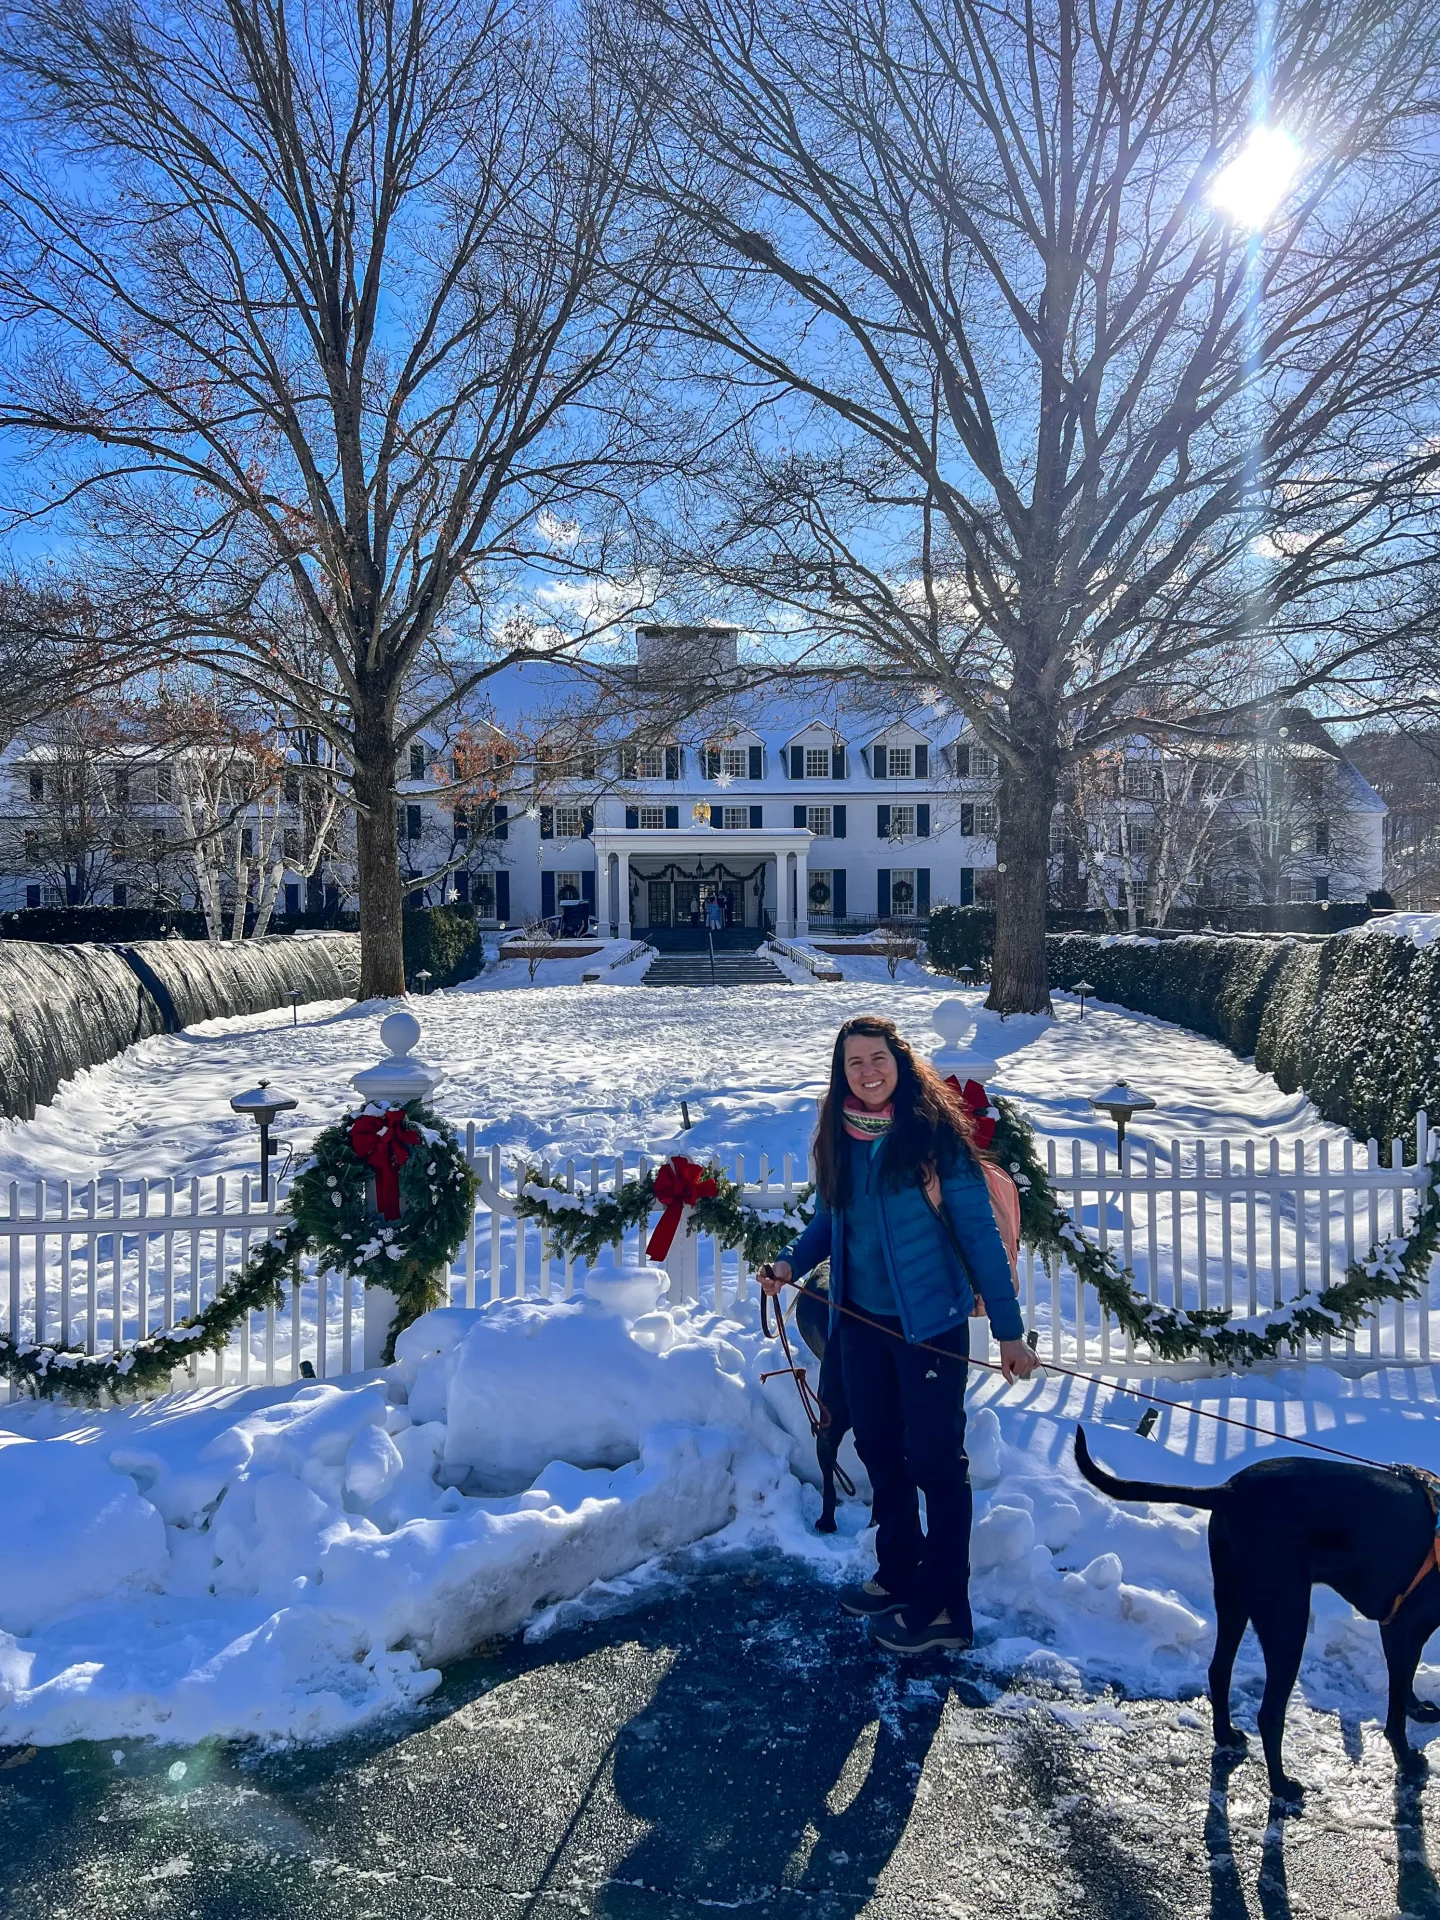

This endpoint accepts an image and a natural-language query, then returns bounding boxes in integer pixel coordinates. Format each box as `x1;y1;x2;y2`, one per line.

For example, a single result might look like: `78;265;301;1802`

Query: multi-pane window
1123;880;1150;912
284;770;301;804
808;870;833;914
888;805;916;839
553;805;584;838
639;805;667;829
28;771;42;801
556;872;583;902
1126;822;1150;856
887;747;913;779
283;827;301;861
889;870;917;915
723;748;748;779
638;746;666;778
806;806;833;837
976;804;997;837
805;747;831;778
969;747;996;780
409;744;426;779
151;826;167;856
722;806;750;829
1122;761;1152;798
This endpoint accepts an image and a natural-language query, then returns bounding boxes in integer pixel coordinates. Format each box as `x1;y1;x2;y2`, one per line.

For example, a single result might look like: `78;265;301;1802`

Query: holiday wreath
0;1099;478;1399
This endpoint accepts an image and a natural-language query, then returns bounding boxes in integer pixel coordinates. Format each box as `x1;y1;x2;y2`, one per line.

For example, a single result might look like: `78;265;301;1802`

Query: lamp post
1072;980;1096;1019
414;968;433;996
230;1078;298;1193
1089;1080;1156;1163
285;988;303;1026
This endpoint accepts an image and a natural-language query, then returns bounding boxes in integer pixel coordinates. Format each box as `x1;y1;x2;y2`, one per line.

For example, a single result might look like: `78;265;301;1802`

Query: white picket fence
1;1115;1435;1397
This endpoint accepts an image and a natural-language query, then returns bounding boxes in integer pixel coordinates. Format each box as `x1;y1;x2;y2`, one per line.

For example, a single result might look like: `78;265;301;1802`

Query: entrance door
647;878;672;927
701;881;743;928
673;880;702;927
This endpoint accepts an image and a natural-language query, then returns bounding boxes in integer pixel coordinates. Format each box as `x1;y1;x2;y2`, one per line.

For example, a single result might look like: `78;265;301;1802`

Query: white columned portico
591;825;813;940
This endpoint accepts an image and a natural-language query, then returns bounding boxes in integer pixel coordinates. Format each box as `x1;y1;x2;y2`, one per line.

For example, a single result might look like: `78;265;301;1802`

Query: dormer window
872;741;929;779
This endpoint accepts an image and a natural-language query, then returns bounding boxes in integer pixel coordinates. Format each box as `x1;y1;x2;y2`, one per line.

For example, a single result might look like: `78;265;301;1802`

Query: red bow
349;1108;421;1220
646;1155;719;1260
945;1074;996;1150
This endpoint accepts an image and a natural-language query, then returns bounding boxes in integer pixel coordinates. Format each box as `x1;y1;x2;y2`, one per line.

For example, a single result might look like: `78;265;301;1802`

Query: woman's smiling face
843;1033;899;1109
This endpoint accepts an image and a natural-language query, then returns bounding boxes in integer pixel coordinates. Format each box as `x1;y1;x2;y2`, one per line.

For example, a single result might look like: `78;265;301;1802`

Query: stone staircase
643;947;791;988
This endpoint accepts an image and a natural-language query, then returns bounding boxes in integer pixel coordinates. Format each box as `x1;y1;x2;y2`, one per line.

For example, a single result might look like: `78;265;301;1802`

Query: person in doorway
705;893;725;935
759;1015;1040;1654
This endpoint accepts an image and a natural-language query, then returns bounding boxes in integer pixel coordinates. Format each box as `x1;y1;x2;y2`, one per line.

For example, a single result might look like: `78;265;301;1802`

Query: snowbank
1344;911;1440;949
5;1277;1440;1751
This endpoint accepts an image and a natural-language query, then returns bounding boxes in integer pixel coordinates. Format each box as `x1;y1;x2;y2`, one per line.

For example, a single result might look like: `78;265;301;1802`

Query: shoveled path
2;1553;1435;1920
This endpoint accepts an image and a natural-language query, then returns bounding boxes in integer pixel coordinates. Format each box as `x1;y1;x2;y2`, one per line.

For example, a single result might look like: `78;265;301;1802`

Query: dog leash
758;1286;856;1497
764;1274;1394;1473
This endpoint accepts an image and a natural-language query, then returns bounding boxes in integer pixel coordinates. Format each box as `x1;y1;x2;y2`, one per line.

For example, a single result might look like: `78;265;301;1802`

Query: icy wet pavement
1;1554;1434;1920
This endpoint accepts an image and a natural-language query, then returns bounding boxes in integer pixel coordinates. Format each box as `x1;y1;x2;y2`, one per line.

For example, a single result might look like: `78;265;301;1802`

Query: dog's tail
1073;1426;1228;1510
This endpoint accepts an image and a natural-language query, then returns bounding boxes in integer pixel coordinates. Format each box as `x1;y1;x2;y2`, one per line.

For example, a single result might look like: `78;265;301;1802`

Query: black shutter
877;804;891;837
833;868;847;918
581;807;593;837
749;744;763;780
711;804;722;828
749;805;763;828
917;868;931;913
960;867;973;906
832;746;846;779
877;868;891;916
955;745;970;778
665;745;681;780
625;806;639;830
833;804;846;838
790;744;804;779
917;804;931;838
872;745;886;780
406;803;422;840
582;870;596;907
495;871;510;920
540;806;554;840
664;805;679;829
961;803;974;837
794;804;807;829
494;803;508;841
915;744;929;779
541;872;555;916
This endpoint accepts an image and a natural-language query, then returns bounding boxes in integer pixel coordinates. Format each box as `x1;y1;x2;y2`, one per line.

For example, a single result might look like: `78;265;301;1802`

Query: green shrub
1046;927;1440;1149
926;905;995;976
402;905;485;990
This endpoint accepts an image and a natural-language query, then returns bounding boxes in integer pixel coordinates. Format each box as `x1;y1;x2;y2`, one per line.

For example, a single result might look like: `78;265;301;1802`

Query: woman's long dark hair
813;1015;978;1209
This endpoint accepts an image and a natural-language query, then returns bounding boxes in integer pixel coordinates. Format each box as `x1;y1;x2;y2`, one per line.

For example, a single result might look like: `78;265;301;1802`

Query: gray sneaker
839;1580;907;1618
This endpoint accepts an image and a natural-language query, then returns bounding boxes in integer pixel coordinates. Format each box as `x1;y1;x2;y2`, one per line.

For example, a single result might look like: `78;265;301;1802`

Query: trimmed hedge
402;904;485;989
0;905;211;942
1045;929;1440;1147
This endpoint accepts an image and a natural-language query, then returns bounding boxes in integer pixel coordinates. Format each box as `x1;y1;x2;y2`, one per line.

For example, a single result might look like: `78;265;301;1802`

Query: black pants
838;1311;972;1632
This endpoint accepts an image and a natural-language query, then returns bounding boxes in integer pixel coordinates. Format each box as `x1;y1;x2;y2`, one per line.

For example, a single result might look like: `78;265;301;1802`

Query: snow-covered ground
0;951;1429;1771
0;944;1348;1190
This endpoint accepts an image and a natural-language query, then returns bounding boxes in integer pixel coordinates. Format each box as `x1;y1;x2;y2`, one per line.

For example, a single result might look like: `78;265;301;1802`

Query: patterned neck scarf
842;1096;894;1142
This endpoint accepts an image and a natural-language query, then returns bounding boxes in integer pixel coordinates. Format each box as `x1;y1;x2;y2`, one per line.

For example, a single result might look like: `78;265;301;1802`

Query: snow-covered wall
0;933;359;1121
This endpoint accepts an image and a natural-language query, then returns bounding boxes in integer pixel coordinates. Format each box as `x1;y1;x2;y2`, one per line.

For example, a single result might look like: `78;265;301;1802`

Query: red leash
767;1275;1393;1472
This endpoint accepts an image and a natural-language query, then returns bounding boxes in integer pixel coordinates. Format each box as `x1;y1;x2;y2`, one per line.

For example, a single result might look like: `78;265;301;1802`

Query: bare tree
2;711;172;905
612;0;1440;1009
0;0;676;994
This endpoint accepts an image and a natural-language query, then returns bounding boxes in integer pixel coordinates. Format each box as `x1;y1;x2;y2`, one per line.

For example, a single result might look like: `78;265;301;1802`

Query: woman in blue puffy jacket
759;1015;1039;1654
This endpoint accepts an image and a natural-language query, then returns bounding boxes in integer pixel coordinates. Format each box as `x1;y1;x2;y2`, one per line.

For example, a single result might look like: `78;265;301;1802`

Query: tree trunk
353;702;407;999
987;749;1058;1016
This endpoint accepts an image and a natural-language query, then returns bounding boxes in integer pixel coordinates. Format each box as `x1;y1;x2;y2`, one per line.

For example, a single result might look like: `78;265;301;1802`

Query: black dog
1074;1426;1440;1804
793;1271;852;1533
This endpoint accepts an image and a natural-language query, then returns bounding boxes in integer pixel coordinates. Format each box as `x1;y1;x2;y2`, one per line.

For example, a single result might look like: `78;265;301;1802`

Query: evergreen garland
514;1161;814;1269
989;1094;1440;1367
1;1099;478;1397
